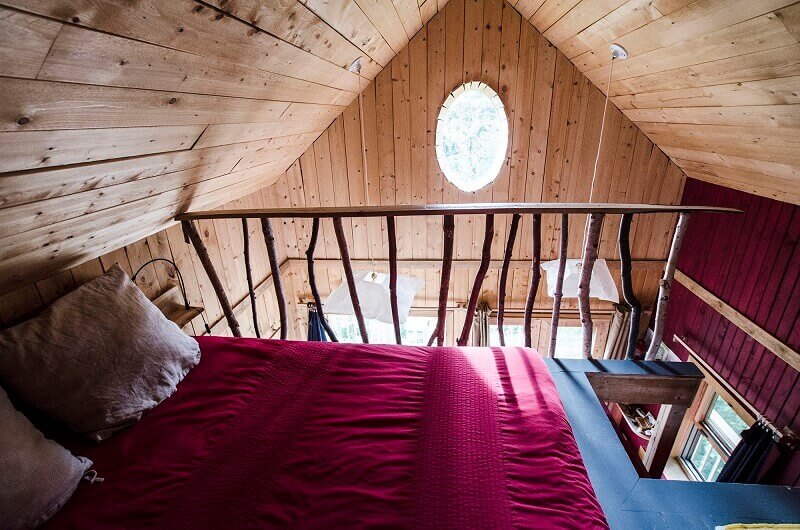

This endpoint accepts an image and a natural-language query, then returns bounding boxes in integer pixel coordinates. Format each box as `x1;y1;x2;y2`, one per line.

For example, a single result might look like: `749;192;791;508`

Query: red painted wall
662;178;800;486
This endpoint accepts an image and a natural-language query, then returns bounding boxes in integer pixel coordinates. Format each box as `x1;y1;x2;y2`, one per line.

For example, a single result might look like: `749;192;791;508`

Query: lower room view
1;0;799;528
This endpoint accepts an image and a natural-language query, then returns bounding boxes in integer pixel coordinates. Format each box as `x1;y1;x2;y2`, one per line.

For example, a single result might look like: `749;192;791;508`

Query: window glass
435;82;508;192
488;324;585;357
327;314;437;345
705;395;748;452
687;431;726;481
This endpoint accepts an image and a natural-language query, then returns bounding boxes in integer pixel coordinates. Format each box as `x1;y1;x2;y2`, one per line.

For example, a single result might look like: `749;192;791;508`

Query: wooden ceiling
512;0;800;205
0;0;441;293
1;0;798;295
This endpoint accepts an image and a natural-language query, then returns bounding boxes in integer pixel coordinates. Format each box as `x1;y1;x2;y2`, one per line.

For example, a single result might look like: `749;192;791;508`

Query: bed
44;336;608;529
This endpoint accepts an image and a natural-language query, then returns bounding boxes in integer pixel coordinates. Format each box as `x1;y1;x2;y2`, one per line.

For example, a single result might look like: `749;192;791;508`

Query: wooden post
645;212;691;360
241;219;260;338
387;215;401;345
524;214;542;348
618;213;641;359
333;216;369;343
548;213;568;357
578;213;604;358
458;214;494;347
429;215;455;346
306;218;338;342
497;214;520;346
181;220;241;337
643;404;688;478
260;218;288;340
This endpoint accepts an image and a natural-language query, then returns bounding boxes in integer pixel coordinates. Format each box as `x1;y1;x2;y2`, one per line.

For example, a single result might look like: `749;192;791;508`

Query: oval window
435;82;508;192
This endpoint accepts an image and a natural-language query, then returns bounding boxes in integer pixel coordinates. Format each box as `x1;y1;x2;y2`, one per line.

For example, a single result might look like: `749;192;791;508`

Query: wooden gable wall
261;0;689;336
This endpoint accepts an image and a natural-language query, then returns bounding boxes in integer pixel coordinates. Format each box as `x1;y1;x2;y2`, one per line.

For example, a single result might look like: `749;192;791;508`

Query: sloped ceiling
1;0;798;295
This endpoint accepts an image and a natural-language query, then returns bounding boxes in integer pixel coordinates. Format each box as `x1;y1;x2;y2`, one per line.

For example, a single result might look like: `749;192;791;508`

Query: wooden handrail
176;203;739;220
178;203;738;354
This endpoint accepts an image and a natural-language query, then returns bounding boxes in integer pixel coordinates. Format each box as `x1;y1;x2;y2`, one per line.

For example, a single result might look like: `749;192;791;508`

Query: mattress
46;337;607;529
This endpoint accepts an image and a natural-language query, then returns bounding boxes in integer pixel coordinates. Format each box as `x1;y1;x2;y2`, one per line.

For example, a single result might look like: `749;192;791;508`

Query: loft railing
176;203;738;359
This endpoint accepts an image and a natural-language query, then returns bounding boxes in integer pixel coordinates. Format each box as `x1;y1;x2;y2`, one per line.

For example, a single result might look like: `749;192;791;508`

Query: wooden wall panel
0;168;299;340
662;178;800;487
260;0;687;324
0;0;441;295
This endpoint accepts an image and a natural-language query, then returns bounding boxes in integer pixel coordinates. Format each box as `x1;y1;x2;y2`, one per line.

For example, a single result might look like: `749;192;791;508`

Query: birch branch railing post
181;220;241;338
241;219;260;338
548;214;569;357
333;216;369;343
497;213;520;346
261;218;288;340
306;218;338;342
387;215;401;345
429;215;455;347
457;214;494;347
175;204;734;347
578;213;604;358
618;213;642;359
645;212;691;360
524;214;542;348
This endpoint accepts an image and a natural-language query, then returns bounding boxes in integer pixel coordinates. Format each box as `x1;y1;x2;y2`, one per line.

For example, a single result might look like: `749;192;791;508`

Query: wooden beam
305;218;337;342
618;213;641;359
579;213;604;358
524;214;542;348
177;203;740;220
645;213;691;360
497;213;520;346
643;404;689;479
242;219;260;338
333;216;368;343
457;214;494;347
181;220;241;338
303;257;667;271
586;373;702;408
674;271;800;372
430;215;455;346
387;215;401;345
549;213;568;357
261;218;288;340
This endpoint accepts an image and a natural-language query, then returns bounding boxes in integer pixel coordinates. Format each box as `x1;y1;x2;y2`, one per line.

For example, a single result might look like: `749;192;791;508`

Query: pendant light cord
588;56;616;203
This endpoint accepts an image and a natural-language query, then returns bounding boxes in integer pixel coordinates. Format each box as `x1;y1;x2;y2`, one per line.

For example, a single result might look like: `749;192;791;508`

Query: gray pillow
0;264;201;441
0;386;92;530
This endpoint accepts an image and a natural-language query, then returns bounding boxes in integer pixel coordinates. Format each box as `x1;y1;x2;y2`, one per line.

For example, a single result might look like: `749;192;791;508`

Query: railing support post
306;218;338;341
497;214;521;346
524;214;542;348
457;214;494;347
645;212;691;360
618;213;642;358
182;220;241;337
387;215;401;345
242;219;260;338
333;216;369;343
429;215;455;346
261;218;288;340
579;213;604;358
548;214;568;357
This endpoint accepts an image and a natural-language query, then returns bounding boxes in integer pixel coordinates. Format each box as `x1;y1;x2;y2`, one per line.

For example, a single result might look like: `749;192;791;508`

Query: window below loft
435;81;508;192
327;313;437;345
488;323;588;358
680;392;749;481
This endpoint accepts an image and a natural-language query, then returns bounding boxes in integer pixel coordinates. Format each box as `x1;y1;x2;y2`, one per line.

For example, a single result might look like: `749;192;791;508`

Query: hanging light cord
588;56;616;203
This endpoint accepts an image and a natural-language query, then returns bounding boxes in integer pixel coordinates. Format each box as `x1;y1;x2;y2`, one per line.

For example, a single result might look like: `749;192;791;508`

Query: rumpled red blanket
46;337;607;529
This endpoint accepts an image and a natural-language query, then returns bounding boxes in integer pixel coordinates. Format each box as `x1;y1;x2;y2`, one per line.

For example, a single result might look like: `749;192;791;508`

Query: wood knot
168;97;177;104
17;117;29;125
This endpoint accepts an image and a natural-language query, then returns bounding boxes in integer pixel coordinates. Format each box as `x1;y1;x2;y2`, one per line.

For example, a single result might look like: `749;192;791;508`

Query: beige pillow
0;386;92;530
0;264;201;441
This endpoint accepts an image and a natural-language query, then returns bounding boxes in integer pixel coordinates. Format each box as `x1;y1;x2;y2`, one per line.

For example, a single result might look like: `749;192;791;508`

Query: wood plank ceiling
1;0;798;296
512;0;800;204
0;0;442;293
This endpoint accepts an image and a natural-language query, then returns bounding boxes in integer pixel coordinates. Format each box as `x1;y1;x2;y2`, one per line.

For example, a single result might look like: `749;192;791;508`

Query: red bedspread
47;337;607;529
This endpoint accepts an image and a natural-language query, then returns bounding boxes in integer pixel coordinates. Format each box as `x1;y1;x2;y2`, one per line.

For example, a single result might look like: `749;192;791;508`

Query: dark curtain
307;304;328;342
717;421;779;484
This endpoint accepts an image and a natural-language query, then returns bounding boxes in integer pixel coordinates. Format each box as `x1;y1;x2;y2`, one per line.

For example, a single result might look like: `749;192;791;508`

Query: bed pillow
0;386;92;530
0;264;201;441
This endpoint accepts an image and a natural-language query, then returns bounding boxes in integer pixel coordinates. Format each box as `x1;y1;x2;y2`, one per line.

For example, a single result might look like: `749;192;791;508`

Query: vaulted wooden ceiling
1;0;798;295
